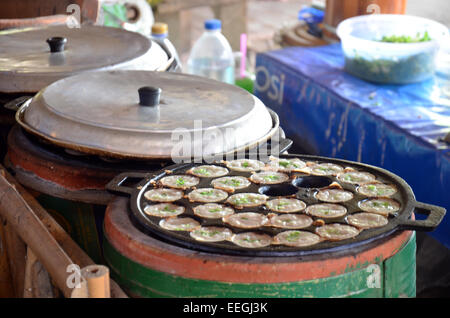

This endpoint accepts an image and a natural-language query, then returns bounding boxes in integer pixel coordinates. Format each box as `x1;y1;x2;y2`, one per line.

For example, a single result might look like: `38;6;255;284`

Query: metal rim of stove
15;98;290;161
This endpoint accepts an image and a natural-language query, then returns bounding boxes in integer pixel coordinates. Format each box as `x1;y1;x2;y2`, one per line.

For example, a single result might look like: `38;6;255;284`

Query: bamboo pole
0;173;74;297
81;265;110;298
0;218;17;297
0;166;127;298
23;247;38;298
23;247;54;298
6;177;93;268
70;265;112;298
2;217;27;297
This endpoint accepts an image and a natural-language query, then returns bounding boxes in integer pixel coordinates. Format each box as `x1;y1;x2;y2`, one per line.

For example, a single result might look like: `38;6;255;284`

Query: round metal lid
0;25;169;93
18;71;275;160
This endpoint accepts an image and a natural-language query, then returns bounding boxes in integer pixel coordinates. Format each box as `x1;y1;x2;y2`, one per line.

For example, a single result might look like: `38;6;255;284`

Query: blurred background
1;0;449;72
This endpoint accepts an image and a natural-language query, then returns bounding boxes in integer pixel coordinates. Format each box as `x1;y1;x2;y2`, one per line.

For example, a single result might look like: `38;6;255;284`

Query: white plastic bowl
336;14;450;84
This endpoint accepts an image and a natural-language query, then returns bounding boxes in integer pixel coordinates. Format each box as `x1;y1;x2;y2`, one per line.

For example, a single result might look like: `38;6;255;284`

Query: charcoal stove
0;24;176;159
6;70;291;263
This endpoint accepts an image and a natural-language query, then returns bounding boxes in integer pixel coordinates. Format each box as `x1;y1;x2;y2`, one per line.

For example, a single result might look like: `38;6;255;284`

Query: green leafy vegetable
325;228;341;235
197;230;221;237
345;51;434;84
194;168;209;176
174;224;192;231
221;178;241;187
379;31;431;43
242;237;259;243
233;197;250;204
344;174;354;181
162;205;176;213
278;161;290;168
263;175;280;181
286;231;301;242
276;201;290;209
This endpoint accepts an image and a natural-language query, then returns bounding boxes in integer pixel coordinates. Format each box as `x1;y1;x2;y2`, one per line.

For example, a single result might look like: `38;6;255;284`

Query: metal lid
0;25;169;93
17;71;276;160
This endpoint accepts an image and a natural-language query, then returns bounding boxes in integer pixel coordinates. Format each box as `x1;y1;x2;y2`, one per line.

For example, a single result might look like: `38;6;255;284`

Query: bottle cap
152;22;168;35
204;19;221;30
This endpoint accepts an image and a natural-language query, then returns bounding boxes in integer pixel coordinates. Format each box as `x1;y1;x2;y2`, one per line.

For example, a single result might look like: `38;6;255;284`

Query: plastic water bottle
187;19;235;84
151;22;182;72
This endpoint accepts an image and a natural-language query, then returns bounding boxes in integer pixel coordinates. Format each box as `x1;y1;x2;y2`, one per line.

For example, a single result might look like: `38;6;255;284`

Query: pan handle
4;96;33;111
248;135;293;157
273;126;293;154
277;137;293;154
105;172;151;196
398;201;446;232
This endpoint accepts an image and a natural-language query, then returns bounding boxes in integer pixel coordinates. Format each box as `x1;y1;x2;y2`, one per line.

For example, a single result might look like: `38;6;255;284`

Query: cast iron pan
106;154;446;257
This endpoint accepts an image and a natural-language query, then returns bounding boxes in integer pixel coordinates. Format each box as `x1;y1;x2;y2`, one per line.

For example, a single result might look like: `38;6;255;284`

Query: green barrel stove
5;69;286;266
102;154;446;298
5;125;164;264
104;197;416;298
0;25;175;264
6;67;445;298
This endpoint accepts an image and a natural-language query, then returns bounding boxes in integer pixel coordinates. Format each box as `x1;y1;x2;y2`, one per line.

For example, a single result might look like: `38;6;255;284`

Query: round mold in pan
106;155;446;257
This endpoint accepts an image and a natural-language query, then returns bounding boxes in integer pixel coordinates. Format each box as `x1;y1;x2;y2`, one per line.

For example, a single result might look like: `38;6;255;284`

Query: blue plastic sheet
254;44;450;248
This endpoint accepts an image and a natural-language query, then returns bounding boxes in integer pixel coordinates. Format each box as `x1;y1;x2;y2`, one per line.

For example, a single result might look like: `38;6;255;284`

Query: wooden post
2;217;26;297
0;174;74;297
0;219;14;297
23;247;54;298
0;165;127;298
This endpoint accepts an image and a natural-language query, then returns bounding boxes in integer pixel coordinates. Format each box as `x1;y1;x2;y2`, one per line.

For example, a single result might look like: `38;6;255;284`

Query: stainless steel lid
17;71;276;160
0;25;169;93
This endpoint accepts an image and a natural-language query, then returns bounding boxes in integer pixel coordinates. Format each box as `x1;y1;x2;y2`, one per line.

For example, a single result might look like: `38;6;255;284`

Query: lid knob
46;37;67;53
138;86;162;107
